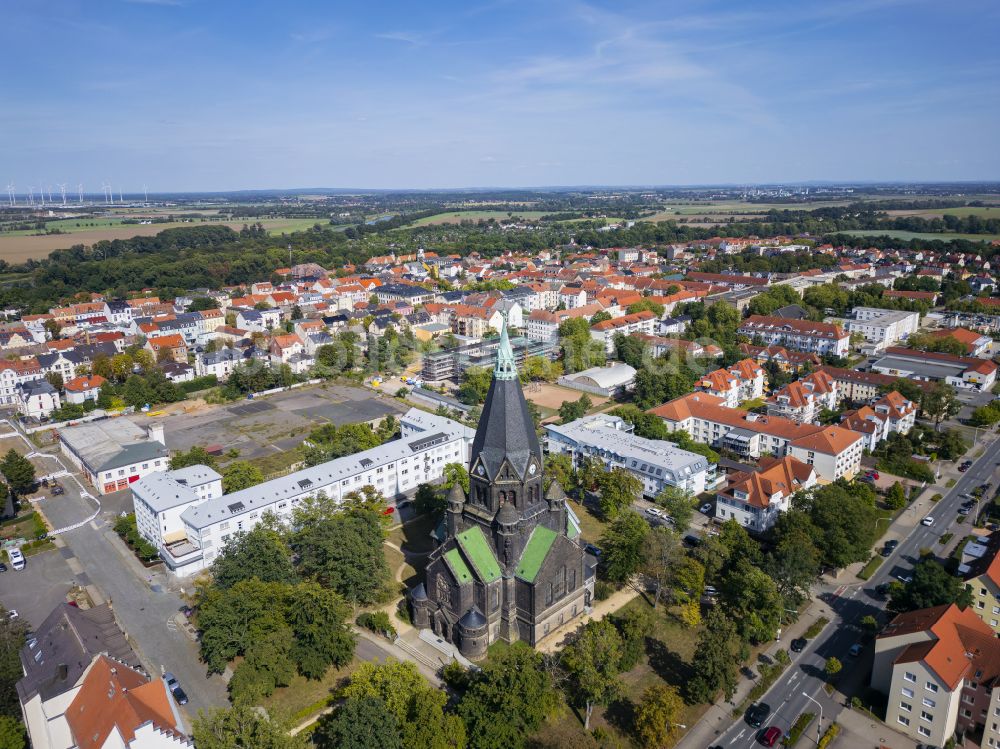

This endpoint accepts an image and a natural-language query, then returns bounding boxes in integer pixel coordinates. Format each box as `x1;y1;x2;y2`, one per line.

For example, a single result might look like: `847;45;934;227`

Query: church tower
411;314;592;658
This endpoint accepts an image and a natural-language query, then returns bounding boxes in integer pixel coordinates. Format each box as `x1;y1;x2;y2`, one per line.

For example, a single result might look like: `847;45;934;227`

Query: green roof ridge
516;526;558;582
456;526;502;582
444;548;473;584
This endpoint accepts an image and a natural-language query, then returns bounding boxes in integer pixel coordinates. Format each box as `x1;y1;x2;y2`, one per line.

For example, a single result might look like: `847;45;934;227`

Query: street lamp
802;692;823;745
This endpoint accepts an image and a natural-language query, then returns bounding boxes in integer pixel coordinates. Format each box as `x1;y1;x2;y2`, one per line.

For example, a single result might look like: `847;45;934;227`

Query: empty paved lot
131;383;407;460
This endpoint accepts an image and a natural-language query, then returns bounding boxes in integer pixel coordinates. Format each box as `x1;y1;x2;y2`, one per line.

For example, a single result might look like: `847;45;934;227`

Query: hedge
786;712;816;747
113;513;160;563
818;722;840;749
179;374;219;394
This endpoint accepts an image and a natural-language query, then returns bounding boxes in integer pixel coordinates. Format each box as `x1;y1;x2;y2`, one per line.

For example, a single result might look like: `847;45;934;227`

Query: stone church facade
410;319;594;659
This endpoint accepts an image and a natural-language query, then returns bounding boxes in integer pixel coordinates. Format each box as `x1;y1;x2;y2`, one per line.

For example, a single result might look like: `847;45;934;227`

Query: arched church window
509;490;516;505
499;490;506;504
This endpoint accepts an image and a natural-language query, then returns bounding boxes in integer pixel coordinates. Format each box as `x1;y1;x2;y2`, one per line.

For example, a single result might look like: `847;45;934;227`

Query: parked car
790;637;807;653
759;726;782;747
0;563;6;573
875;582;891;596
849;643;863;657
700;503;713;514
584;544;602;558
7;549;24;571
866;470;880;480
922;516;935;526
163;672;188;705
746;703;771;728
51;483;64;495
645;507;662;518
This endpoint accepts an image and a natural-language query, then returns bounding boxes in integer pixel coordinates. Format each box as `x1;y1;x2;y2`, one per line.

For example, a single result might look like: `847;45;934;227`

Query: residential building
765;370;838;424
844;307;921;351
738;343;820;373
648;393;864;482
17;380;60;420
194;346;250;382
589;311;656;354
738;315;850;357
875;604;999;747
525;304;605;343
131;408;474;576
696;359;767;408
545;413;716;498
839;390;918;452
962;542;1000;635
714;455;816;532
927;327;993;358
145;334;187;364
420;335;556;382
871;347;998;391
814;364;932;405
0;357;45;405
60;421;169;494
375;283;437;306
17;603;145;749
63;374;106;404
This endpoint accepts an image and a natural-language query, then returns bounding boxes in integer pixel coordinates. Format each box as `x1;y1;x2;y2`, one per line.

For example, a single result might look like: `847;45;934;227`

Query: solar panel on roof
228;502;245;513
359;458;373;467
298;479;313;489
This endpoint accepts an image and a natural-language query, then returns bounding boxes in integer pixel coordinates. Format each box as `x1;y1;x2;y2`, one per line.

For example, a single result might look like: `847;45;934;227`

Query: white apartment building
845;307;921;351
715;455;817;532
544;413;717;498
131;409;475;576
738;315;850;357
0;359;44;405
589;310;656;354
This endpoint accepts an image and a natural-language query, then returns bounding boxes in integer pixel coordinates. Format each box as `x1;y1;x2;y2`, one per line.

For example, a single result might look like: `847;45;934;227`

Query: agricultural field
410;210;551;226
840;229;1000;243
0;217;336;263
884;205;1000;219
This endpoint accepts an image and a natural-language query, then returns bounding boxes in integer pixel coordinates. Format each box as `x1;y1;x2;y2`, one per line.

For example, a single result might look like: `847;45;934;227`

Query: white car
700;503;713;514
922;516;935;526
644;507;661;518
7;549;24;571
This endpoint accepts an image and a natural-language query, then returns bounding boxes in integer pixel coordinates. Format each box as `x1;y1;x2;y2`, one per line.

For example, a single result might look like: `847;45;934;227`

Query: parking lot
0;546;76;630
130;382;408;461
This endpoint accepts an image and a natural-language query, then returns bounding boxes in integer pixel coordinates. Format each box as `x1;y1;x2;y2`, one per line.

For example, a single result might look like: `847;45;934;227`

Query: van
8;549;25;571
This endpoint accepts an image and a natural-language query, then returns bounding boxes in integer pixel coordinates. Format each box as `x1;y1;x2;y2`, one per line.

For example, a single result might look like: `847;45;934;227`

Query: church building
410;317;594;658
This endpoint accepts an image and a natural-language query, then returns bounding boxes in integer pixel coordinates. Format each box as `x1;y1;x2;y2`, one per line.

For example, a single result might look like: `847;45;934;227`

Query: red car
759;726;782;747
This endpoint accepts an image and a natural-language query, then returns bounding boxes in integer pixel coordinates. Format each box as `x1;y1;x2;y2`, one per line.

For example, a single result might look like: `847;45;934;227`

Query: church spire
493;312;517;381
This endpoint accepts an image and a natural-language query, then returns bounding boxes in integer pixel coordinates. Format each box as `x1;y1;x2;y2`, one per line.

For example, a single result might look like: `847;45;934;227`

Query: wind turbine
57;183;67;206
118;186;123;204
101;182;110;204
143;184;148;204
78;184;84;204
27;186;34;206
5;183;14;206
46;185;52;204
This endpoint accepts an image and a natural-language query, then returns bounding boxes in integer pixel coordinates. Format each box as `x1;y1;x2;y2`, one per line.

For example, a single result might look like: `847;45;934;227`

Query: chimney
147;424;165;445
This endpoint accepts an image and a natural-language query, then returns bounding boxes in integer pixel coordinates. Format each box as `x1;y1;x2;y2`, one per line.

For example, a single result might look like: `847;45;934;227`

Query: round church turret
457;606;489;660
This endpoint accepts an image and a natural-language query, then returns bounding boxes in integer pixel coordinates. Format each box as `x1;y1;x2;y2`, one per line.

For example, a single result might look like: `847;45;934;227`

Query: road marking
787;672;799;684
730;729;745;743
166;618;177;631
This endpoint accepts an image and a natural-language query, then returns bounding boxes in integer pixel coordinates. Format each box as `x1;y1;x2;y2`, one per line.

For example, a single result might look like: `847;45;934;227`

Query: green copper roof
516;526;558;583
456;526;502;582
444;548;473;584
493;312;517;381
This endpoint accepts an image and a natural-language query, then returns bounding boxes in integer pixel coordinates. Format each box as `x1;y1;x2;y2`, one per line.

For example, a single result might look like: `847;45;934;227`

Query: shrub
817;723;840;749
594;580;615;601
774;648;790;665
786;712;815;747
179;374;218;394
113;513;160;562
356;611;396;639
932;493;943;502
804;617;829;639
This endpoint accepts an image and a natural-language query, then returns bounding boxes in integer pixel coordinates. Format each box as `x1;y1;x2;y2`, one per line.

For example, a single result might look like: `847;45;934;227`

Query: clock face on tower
476;464;486;476
528;463;537;475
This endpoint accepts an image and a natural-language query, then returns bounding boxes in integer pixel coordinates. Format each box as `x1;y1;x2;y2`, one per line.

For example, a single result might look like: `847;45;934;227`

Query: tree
442;462;470;493
210;521;297;590
459;645;558;749
599;510;649;583
343;660;427;722
457;367;492;405
222;461;264;494
110;353;135;381
590;310;612;325
316;697;402;749
613;333;647;369
0;451;34;497
885;481;907;511
654;485;696;532
596;467;642;520
641;526;682;608
922;382;961;431
132;348;155;373
284;582;355;679
719;561;783;643
880;378;924;404
294;506;389;605
0;609;28;720
687;608;740;703
558;394;592;424
825;657;842;679
169;446;218;470
415;483;445;516
45;371;63;391
889;558;972;613
794;482;878;568
766;515;821;602
401;684;467;749
559;317;605;373
561;619;623;730
192;703;309;749
634;684;685;749
0;716;24;749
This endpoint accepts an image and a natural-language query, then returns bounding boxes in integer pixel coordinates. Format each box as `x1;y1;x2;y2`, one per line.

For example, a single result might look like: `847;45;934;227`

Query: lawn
261;660;359;723
571;501;609;543
538;595;706;747
857;555;884;580
738;398;765;410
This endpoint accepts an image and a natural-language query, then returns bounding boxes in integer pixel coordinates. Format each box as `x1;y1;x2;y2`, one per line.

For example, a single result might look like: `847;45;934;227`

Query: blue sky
2;0;998;191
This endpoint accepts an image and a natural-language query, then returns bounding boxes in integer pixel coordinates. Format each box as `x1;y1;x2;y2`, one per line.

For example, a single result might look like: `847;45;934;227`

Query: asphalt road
698;433;1000;748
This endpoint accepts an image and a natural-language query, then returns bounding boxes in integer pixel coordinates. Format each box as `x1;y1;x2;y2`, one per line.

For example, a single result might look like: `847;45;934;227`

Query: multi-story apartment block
649;393;864;482
765;370;838;424
525;304;605;344
589;311;656;354
714;455;816;532
738;315;850;357
696;359;766;408
845;307;921;351
544;413;717;498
